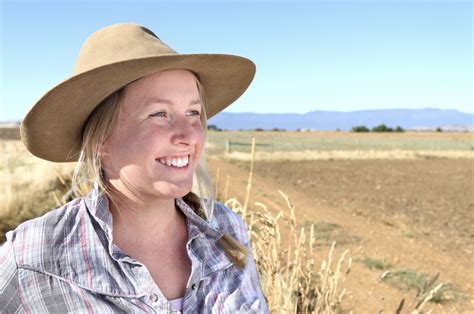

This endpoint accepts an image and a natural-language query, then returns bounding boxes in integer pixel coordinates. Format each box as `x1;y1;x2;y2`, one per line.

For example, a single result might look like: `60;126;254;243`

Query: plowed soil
207;156;474;312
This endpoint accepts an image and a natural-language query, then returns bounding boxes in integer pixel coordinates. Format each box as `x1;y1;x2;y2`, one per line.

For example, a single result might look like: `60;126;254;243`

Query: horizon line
2;107;474;123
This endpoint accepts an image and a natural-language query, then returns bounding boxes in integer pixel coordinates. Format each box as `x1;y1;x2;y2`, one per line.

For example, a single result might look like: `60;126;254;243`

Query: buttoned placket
85;190;225;312
115;231;204;313
182;235;203;310
125;257;175;312
178;198;224;312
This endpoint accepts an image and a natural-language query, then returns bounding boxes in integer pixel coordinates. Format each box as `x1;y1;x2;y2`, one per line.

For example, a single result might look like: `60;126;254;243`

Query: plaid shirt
0;188;269;313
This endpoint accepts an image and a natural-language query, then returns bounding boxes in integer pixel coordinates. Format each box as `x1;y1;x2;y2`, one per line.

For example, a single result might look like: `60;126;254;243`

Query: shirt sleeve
0;232;22;313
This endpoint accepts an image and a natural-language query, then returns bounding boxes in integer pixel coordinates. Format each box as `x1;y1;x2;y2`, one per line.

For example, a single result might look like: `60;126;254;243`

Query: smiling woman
0;23;268;313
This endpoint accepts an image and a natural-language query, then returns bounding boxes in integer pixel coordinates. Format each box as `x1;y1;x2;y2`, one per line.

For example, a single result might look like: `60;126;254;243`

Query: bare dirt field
207;156;474;312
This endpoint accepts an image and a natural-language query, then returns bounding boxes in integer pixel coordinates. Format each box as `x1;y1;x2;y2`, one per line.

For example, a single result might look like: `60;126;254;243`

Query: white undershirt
169;297;184;311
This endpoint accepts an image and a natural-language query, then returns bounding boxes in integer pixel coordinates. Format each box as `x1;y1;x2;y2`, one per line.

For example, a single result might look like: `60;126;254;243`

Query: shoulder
0;196;84;309
5;197;84;267
0;238;22;311
8;196;83;241
210;201;250;245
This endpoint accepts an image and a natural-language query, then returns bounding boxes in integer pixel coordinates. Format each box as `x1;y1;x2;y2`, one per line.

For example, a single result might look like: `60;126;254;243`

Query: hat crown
74;23;177;75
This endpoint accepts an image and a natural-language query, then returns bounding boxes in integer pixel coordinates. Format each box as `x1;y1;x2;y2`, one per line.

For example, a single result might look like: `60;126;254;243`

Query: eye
187;110;201;117
149;111;167;118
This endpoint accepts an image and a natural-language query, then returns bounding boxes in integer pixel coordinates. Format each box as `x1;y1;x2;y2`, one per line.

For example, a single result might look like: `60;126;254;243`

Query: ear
98;141;109;159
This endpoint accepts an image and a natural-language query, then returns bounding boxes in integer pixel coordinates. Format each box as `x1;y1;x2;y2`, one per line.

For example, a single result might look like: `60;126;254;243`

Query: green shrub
395;126;405;132
351;125;370;132
372;124;393;132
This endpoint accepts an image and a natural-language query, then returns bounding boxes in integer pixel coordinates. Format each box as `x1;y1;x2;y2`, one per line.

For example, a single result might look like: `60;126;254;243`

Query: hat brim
21;54;255;162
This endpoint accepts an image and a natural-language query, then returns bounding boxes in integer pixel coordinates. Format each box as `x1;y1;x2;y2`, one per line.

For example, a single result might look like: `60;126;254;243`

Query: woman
0;23;269;313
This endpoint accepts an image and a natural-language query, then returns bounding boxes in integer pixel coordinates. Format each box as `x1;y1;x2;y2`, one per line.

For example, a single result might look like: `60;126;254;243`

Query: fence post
225;139;230;154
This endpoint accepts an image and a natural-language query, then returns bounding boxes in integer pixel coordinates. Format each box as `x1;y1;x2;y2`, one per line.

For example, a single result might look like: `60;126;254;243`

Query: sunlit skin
101;69;205;243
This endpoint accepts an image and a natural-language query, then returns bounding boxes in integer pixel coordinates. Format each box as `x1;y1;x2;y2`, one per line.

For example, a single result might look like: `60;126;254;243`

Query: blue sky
0;0;472;121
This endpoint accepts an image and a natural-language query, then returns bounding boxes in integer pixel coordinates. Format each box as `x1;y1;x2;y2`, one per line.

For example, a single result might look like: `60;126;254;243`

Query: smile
157;154;190;168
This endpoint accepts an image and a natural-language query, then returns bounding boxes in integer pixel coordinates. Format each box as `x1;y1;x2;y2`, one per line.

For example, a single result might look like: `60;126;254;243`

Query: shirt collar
83;187;223;244
82;187;231;291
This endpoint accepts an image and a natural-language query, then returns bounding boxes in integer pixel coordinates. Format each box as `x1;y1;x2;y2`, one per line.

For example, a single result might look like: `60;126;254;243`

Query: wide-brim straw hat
21;22;256;162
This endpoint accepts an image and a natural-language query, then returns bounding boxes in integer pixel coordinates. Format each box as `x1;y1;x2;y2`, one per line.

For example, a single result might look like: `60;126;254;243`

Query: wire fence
206;131;474;154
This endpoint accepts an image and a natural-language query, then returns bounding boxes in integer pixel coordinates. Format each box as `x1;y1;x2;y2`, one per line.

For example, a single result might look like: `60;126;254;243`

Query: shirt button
149;293;159;303
190;283;197;290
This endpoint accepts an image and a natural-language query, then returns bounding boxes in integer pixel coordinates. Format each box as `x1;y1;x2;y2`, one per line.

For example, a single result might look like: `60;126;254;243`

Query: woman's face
101;69;205;200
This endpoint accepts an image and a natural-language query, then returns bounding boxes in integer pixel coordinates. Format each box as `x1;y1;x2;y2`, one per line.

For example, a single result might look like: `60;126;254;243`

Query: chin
152;182;193;199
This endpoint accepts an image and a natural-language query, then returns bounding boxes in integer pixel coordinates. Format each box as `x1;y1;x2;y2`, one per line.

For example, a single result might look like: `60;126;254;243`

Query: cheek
130;130;161;157
107;128;154;163
195;126;205;148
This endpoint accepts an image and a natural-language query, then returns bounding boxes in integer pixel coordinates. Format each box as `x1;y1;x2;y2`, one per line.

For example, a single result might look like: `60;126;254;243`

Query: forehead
120;69;200;110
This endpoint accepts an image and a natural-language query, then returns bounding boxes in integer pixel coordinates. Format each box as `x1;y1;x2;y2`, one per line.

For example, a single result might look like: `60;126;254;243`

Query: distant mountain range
1;108;473;132
208;108;474;131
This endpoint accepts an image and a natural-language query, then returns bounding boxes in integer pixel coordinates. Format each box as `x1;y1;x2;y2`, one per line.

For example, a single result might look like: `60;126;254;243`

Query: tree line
209;124;408;132
351;124;405;132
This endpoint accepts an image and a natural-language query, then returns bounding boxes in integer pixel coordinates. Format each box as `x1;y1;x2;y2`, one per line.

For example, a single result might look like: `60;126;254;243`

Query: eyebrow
146;97;202;106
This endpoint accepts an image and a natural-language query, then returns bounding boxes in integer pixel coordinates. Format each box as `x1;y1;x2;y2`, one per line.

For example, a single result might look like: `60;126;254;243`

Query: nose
170;115;199;147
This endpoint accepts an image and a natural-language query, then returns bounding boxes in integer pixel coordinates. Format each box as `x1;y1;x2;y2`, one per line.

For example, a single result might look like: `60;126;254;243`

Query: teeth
158;155;189;168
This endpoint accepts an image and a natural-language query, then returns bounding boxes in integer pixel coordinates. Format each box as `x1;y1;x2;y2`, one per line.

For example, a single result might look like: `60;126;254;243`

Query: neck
106;186;185;244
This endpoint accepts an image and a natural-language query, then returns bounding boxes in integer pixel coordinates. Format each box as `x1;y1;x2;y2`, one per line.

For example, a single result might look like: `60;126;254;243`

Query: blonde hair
72;72;248;268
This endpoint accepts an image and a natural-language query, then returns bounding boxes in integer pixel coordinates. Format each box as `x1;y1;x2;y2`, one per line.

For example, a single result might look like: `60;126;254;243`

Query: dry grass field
1;127;473;312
